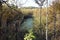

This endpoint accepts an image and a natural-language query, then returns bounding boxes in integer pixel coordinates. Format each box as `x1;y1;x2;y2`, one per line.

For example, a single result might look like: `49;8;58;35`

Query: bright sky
8;0;53;7
21;0;53;7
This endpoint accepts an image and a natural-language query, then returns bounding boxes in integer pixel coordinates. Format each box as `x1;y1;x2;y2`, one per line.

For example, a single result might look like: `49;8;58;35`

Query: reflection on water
21;18;33;30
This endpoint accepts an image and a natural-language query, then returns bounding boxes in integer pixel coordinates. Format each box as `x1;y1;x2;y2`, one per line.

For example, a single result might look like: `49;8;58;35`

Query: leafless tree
35;0;45;6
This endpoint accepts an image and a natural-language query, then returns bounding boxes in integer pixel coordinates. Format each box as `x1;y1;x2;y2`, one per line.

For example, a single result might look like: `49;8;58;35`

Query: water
21;18;33;30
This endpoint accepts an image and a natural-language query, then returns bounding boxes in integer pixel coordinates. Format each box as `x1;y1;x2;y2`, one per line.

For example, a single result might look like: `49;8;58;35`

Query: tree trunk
0;1;2;27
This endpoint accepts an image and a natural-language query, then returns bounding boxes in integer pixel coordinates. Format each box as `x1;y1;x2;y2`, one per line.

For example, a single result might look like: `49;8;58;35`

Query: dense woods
0;0;60;40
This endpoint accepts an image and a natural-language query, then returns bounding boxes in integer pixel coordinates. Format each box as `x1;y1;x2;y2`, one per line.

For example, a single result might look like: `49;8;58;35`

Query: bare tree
35;0;45;6
7;0;28;8
34;0;48;40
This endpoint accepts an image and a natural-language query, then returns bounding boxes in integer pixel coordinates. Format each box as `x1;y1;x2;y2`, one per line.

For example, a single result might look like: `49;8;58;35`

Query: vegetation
0;0;60;40
24;29;35;40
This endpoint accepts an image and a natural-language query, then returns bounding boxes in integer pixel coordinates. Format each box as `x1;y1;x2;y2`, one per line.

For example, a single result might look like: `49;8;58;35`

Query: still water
21;18;33;30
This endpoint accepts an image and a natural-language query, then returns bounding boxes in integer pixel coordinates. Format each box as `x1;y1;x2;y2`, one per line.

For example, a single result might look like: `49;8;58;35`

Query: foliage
24;29;35;40
0;0;60;40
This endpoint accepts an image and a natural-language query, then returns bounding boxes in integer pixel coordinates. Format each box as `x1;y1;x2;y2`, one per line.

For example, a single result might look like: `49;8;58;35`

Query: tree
35;0;45;6
47;0;60;40
7;0;28;8
0;0;2;26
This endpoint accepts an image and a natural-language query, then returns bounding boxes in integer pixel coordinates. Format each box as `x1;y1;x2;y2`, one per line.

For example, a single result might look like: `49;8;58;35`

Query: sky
8;0;54;8
21;0;53;7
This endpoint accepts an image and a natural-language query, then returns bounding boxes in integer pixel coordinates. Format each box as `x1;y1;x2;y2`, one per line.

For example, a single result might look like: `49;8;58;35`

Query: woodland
0;0;60;40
